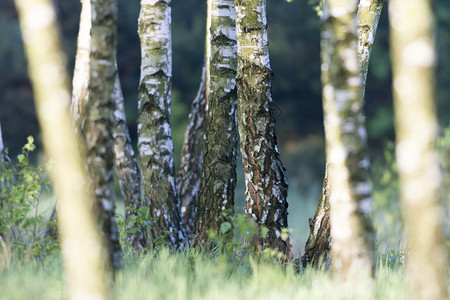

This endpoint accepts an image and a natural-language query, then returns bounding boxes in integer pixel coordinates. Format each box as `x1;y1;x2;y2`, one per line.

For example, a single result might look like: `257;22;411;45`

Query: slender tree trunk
112;69;145;250
320;0;375;282
192;0;238;246
137;0;186;250
235;0;291;257
302;0;383;269
14;0;112;298
83;0;123;269
0;121;4;190
176;0;211;238
390;1;448;299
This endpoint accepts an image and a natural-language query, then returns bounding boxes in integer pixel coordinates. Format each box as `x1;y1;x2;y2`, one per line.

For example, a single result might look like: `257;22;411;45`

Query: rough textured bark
137;0;186;250
112;70;144;250
235;0;291;256
14;0;112;297
176;0;211;238
192;0;238;245
321;0;375;281
389;1;448;299
83;0;123;269
302;0;383;269
301;169;330;268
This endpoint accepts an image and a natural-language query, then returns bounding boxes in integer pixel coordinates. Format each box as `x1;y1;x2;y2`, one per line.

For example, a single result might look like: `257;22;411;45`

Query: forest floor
0;248;426;300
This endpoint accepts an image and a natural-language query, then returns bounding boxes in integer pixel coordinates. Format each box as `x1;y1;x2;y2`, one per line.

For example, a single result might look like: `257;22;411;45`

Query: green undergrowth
0;248;415;300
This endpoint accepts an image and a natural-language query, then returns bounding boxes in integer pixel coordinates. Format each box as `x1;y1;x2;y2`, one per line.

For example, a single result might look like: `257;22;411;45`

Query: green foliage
0;136;58;261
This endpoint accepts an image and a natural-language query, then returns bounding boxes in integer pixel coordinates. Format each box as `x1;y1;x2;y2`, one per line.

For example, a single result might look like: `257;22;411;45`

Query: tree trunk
192;0;238;246
389;0;448;299
112;69;144;250
302;0;383;270
83;0;123;269
320;0;375;281
176;0;211;238
235;0;291;257
0;121;4;190
137;0;186;250
14;0;112;297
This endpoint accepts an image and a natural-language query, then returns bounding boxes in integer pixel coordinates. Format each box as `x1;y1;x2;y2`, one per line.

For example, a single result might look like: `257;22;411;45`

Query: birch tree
177;0;211;237
192;0;238;245
14;0;111;297
302;0;383;269
320;0;375;281
137;0;186;249
83;0;123;269
72;0;144;251
390;0;448;299
235;0;291;256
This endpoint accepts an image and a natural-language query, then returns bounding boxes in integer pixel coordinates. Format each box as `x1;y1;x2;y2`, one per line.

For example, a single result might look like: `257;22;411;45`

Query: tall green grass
0;249;414;300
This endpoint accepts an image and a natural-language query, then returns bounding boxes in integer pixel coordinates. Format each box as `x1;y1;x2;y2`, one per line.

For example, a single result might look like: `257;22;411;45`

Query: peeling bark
235;0;291;257
112;70;144;250
176;0;211;238
320;0;375;281
192;0;238;246
303;0;383;271
83;0;123;269
137;0;186;250
390;0;448;299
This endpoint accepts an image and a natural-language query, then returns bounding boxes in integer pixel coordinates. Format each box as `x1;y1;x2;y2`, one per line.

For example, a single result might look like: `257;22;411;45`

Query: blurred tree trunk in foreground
137;0;187;250
193;0;238;247
177;0;211;239
14;0;112;298
320;0;375;282
235;0;291;257
389;0;448;299
302;0;383;270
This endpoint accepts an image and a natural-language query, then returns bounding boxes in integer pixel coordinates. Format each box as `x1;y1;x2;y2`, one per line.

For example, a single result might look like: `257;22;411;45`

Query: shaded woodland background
1;0;449;251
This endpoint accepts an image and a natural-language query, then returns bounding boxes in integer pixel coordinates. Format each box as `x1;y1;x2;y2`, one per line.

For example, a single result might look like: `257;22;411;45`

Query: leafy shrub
0;136;58;262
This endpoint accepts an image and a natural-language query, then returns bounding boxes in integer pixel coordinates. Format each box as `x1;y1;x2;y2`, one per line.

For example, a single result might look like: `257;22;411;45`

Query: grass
0;248;413;300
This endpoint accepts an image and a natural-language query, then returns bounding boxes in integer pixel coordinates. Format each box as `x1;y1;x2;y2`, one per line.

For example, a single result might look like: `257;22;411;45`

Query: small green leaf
220;222;232;234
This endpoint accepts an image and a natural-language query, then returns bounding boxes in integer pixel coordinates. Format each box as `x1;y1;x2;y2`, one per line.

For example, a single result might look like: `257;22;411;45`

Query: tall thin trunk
390;0;448;299
112;70;144;250
137;0;186;250
321;0;375;281
192;0;238;246
235;0;291;256
0;121;4;190
14;0;112;298
302;0;383;269
176;0;211;238
83;0;123;269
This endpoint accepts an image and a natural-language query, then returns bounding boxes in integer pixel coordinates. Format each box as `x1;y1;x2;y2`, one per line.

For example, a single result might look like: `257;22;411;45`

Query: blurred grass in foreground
0;248;431;300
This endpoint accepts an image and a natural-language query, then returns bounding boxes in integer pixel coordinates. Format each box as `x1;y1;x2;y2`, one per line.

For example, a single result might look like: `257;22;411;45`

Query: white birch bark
389;0;448;299
137;0;186;250
14;0;112;298
321;0;375;282
193;0;238;245
235;0;291;256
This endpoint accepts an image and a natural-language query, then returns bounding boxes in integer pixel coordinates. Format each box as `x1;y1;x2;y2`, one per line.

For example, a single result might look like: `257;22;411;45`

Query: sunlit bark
390;0;448;299
321;0;375;281
14;0;111;298
303;0;382;270
137;0;186;249
235;0;291;256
